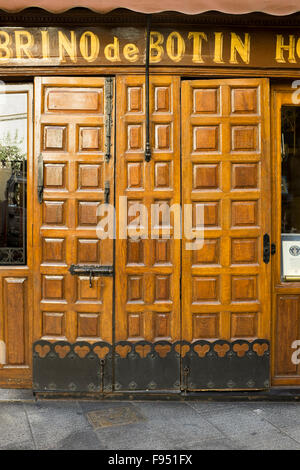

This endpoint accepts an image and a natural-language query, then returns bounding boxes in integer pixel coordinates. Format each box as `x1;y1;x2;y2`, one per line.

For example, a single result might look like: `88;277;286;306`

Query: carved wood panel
0;84;33;388
33;77;114;344
115;76;181;343
181;79;271;345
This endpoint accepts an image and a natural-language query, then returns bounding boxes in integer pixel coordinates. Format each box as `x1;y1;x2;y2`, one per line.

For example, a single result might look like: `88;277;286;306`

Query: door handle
69;265;114;288
37;153;44;204
104;181;110;204
263;233;271;264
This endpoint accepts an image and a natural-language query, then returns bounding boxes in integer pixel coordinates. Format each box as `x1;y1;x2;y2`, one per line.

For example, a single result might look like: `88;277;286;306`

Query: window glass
0;92;27;265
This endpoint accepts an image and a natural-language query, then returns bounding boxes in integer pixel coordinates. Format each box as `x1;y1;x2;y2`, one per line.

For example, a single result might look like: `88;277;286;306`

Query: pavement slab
0;403;35;449
0;398;300;449
24;401;95;450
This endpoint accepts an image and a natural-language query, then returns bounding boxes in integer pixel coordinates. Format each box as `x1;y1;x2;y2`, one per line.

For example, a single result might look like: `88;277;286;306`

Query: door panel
31;75;271;394
271;86;300;385
33;77;114;346
114;75;181;391
0;85;33;388
181;79;271;390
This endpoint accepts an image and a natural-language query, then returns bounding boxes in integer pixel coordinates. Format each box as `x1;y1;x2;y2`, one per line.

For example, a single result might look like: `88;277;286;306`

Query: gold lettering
15;30;34;59
58;30;77;63
188;32;207;63
150;31;164;63
0;31;11;62
276;35;296;63
123;43;139;62
104;37;120;62
41;30;49;59
214;32;224;63
230;32;250;64
296;38;300;60
166;31;185;62
79;31;99;62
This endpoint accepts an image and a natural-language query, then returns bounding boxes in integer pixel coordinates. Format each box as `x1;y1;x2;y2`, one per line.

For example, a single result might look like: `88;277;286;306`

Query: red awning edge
0;0;300;16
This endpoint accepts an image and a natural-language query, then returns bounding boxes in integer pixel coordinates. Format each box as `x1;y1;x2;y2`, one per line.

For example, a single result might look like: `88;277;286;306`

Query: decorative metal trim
33;339;270;393
0;248;25;265
33;340;112;393
1;9;300;27
105;77;113;162
181;339;270;391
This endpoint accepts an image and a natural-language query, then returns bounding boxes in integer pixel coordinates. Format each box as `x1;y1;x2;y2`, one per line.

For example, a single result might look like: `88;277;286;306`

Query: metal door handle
104;181;110;204
37;153;44;204
69;265;114;288
263;233;270;264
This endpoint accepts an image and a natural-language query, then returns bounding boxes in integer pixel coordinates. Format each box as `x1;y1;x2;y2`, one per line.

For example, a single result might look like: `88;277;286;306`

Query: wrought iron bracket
105;77;113;162
37;153;44;204
69;265;114;276
69;264;114;287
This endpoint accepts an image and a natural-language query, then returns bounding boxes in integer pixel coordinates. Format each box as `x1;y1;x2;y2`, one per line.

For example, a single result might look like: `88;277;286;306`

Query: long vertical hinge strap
105;77;113;162
144;16;151;162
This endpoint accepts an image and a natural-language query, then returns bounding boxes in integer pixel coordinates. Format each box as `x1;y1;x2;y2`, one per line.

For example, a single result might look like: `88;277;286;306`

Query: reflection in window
281;107;300;234
0;93;27;265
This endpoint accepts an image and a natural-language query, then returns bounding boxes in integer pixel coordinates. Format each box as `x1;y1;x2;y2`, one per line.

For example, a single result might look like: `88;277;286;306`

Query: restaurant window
0;90;28;265
281;106;300;280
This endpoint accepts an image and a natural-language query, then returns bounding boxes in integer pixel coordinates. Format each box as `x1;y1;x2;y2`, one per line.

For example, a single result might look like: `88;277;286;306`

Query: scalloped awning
0;0;300;15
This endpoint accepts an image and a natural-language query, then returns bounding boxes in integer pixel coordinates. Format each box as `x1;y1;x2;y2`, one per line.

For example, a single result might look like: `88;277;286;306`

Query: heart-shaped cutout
135;345;151;358
94;346;109;359
74;345;90;358
194;344;210;358
55;344;71;359
154;344;171;358
233;343;249;357
214;343;230;358
253;343;268;356
175;344;190;357
115;345;131;358
35;344;50;358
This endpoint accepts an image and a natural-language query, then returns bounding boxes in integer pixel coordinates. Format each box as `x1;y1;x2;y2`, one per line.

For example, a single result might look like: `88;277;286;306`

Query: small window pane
0;92;27;265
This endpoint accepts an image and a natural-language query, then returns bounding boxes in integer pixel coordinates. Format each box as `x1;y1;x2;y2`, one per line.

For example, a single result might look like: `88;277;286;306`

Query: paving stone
90;402;222;450
234;429;300;450
57;430;107;450
0;403;35;449
188;402;277;437
179;438;245;450
24;401;93;450
0;399;300;450
0;389;34;401
249;402;300;428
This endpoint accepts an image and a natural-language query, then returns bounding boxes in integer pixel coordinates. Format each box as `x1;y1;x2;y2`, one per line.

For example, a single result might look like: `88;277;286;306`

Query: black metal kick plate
33;341;112;393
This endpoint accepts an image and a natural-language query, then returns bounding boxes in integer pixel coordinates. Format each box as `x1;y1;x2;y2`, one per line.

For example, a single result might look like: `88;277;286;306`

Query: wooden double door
30;76;271;391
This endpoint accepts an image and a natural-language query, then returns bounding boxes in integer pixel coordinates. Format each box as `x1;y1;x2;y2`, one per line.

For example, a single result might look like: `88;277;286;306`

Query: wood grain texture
0;84;33;388
33;77;114;344
115;75;181;342
181;78;271;343
271;84;300;385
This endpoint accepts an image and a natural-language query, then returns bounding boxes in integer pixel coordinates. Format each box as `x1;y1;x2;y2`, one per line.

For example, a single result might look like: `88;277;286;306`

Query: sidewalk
1;390;300;450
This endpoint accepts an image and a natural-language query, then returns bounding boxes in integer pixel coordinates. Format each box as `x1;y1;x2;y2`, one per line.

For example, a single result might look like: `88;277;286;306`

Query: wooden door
271;85;300;386
181;79;272;390
114;76;181;391
0;84;33;388
33;77;114;349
